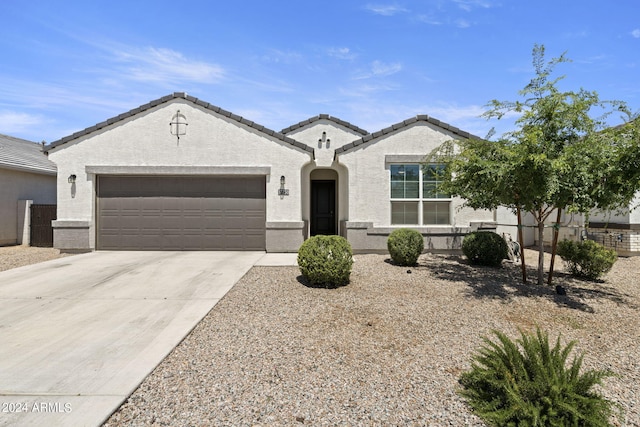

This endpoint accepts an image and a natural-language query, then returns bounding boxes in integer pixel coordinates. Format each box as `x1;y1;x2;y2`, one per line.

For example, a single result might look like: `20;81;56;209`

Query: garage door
97;176;266;250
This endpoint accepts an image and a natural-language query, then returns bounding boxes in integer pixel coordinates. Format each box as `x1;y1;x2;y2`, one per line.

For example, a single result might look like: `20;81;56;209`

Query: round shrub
557;239;617;280
459;328;616;426
297;235;353;286
387;228;424;266
462;231;508;267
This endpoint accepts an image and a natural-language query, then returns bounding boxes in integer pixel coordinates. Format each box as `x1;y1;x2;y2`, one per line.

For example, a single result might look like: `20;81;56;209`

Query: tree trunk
517;207;527;283
547;208;563;285
537;218;545;285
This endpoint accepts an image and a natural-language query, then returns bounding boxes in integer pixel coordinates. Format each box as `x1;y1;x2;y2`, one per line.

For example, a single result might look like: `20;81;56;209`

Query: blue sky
2;1;639;144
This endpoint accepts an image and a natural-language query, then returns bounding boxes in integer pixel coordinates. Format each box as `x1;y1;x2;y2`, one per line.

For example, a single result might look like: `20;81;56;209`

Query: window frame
389;163;452;226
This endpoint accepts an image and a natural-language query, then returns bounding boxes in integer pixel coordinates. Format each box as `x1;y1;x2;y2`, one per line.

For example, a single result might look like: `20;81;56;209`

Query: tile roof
0;133;57;175
334;114;481;156
281;114;369;136
46;93;314;155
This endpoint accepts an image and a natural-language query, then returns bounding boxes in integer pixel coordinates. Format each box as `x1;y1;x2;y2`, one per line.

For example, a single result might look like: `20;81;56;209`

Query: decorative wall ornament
170;110;188;143
318;131;330;149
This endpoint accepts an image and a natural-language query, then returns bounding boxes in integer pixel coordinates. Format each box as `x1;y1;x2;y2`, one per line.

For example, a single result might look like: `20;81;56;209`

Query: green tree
427;45;639;285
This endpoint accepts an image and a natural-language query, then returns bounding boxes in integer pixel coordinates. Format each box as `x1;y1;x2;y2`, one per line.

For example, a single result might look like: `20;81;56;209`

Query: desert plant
459;328;617;427
297;235;353;286
387;228;424;266
557;239;617;280
462;231;508;267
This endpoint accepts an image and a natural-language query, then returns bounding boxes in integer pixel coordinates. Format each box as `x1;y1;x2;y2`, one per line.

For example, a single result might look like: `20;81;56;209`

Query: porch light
68;174;77;184
278;175;289;196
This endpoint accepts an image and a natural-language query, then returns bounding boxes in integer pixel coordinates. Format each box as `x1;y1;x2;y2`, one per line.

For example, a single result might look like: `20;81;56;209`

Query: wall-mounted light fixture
278;175;289;197
68;174;77;184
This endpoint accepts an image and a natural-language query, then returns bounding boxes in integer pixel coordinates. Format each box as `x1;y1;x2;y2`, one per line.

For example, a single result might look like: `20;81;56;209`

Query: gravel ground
104;250;640;427
0;245;69;272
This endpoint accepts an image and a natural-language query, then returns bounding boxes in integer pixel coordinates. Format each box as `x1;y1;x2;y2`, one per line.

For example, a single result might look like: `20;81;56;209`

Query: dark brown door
30;204;56;247
97;176;266;250
311;180;336;235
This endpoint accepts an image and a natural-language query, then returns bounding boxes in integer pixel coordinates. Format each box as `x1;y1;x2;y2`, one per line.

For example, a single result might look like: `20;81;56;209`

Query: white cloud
353;60;403;80
338;82;399;98
426;104;486;122
0;111;47;136
371;60;403;76
260;49;303;64
416;14;443;25
452;0;495;11
576;54;609;65
632;29;640;38
328;47;357;60
456;19;471;28
113;47;225;84
364;3;409;16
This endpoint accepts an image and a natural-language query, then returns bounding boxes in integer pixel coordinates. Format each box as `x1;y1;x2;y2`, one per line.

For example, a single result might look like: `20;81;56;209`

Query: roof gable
46;92;314;154
334;114;481;156
0;134;57;175
282;114;368;136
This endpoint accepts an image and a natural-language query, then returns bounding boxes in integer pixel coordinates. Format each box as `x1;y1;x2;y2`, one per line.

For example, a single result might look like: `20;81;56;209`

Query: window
390;164;451;225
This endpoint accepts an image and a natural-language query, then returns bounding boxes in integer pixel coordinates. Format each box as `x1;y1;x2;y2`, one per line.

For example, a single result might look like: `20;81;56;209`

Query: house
496;119;640;257
527;201;640;257
0;134;57;246
45;92;495;253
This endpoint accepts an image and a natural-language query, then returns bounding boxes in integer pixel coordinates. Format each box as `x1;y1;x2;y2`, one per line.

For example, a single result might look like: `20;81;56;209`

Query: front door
311;180;336;235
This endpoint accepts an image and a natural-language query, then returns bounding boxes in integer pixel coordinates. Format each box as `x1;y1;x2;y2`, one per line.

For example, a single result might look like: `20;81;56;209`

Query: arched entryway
310;169;338;235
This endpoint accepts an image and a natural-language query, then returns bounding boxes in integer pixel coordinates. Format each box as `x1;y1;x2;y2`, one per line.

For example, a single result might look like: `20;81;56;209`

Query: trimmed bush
297;235;353;286
459;328;617;427
387;228;424;266
557;239;617;280
462;231;508;267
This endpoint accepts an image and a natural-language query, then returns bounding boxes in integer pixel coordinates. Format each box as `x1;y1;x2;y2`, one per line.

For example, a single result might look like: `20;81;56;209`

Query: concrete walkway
0;251;294;427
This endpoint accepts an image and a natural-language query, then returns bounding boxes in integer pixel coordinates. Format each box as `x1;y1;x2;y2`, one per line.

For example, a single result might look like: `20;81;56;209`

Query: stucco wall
631;194;640;224
285;120;365;168
47;99;312;250
337;121;494;228
589;208;631;225
0;168;56;245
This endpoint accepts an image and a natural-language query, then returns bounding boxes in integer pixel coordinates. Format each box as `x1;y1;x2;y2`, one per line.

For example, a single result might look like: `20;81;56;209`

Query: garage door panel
242;235;266;250
97;176;265;250
244;216;267;229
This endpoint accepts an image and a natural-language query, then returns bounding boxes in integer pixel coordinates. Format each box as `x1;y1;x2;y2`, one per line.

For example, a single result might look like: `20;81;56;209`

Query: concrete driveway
0;251;266;427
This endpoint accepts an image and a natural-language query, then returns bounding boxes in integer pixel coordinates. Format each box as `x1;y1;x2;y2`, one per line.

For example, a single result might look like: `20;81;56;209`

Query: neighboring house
495;134;640;258
583;192;639;255
495;197;640;257
527;201;640;256
0;134;57;246
45;92;495;253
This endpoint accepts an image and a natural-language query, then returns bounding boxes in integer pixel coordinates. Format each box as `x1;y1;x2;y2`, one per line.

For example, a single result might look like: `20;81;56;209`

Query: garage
97;176;266;250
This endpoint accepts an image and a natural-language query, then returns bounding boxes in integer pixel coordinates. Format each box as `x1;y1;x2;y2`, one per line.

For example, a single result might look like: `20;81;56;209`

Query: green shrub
459;328;617;427
462;231;508;267
297;235;353;286
557;239;617;280
387;228;424;266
